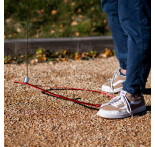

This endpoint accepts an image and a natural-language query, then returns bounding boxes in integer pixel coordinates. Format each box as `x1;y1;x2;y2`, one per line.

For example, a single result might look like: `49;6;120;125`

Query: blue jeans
101;0;151;95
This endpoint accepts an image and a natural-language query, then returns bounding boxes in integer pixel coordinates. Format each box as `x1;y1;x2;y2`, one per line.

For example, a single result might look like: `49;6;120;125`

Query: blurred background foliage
4;0;110;39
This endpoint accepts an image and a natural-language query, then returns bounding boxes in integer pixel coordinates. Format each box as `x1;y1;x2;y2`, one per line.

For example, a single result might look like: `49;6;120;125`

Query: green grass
4;0;110;39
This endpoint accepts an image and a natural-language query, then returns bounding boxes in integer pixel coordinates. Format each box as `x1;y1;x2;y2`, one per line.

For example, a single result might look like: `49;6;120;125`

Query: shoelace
122;95;132;115
100;90;132;115
106;71;118;93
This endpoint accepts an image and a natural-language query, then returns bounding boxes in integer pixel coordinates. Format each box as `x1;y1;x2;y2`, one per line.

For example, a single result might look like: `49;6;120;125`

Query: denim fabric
101;0;151;95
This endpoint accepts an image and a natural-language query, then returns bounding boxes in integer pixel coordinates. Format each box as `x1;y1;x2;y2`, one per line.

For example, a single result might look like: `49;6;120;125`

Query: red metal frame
14;81;114;108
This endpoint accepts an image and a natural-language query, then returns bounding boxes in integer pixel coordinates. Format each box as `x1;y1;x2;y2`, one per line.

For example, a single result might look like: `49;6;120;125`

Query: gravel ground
4;57;151;146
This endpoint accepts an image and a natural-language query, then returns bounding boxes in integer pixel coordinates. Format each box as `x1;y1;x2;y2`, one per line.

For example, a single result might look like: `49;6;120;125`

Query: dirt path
4;57;151;146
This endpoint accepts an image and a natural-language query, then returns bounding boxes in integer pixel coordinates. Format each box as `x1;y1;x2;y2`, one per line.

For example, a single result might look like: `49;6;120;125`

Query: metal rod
24;0;29;83
26;0;29;77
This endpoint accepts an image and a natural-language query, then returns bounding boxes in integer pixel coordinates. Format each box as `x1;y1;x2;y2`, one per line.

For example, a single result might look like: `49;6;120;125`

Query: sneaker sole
97;105;146;119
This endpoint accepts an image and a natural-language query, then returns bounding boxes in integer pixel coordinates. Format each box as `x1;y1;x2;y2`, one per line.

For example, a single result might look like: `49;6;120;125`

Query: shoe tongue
120;90;127;96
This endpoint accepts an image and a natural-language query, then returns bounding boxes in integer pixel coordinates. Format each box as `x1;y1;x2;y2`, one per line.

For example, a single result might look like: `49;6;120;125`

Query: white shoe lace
100;90;132;115
106;71;118;93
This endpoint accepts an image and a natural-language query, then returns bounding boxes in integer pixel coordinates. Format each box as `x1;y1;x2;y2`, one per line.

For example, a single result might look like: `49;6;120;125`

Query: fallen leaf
51;10;57;15
71;21;78;26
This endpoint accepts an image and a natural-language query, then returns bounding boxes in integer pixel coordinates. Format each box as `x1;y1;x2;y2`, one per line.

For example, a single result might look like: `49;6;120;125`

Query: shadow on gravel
41;89;151;113
41;91;99;111
143;88;151;95
134;105;151;117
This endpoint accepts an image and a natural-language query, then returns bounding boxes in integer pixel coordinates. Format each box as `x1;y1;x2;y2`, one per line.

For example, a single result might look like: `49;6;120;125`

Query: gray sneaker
101;70;126;93
97;90;146;119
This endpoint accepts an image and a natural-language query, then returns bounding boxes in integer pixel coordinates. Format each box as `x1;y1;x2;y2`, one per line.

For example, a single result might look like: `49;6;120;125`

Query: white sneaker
97;90;146;119
101;70;126;93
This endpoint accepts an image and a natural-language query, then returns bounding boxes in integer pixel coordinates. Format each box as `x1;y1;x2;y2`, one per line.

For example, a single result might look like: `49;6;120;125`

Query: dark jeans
101;0;151;95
